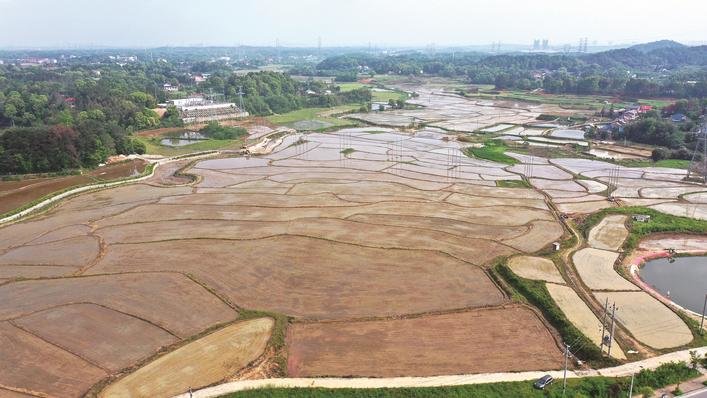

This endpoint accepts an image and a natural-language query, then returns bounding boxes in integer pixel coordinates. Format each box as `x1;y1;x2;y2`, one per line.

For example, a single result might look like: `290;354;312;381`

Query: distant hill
629;40;686;53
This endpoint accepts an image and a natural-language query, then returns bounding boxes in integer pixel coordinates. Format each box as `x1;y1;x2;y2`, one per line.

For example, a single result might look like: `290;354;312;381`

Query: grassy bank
220;362;699;398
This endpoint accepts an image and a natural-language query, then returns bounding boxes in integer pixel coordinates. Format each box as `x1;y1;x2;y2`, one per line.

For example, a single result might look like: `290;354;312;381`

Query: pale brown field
100;318;273;398
287;306;564;377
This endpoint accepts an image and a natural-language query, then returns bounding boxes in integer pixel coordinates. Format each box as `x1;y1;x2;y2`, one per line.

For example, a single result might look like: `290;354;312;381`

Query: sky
1;0;706;49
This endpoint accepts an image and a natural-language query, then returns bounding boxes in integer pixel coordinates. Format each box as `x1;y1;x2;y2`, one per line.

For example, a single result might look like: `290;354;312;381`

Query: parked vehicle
534;374;554;389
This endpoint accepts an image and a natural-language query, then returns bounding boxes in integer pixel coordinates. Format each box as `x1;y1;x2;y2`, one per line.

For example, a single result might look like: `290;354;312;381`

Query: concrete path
173;347;707;398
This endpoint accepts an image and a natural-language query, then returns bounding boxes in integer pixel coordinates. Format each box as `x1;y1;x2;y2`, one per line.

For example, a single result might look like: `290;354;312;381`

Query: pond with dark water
640;256;707;314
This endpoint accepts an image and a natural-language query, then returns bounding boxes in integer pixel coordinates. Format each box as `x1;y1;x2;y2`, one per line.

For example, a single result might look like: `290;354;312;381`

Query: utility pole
629;366;643;398
700;293;707;335
563;344;570;397
608;302;617;357
599;297;608;354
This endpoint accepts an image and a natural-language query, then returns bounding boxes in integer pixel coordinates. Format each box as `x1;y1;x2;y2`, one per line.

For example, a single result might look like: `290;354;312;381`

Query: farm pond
640;256;707;314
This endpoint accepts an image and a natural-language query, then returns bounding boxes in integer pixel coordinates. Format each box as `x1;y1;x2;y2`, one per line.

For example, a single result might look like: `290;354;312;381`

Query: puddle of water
160;132;208;147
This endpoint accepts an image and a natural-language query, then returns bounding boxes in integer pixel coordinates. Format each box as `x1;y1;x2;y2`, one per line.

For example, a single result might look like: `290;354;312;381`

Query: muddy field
0;128;566;396
0;159;147;215
287;306;564;377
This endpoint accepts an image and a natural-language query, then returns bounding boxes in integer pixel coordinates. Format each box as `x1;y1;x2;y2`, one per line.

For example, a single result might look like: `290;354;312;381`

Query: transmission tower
687;123;707;184
237;86;245;111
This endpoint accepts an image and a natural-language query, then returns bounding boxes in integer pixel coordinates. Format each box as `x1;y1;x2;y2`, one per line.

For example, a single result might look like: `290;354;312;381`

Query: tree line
309;44;707;98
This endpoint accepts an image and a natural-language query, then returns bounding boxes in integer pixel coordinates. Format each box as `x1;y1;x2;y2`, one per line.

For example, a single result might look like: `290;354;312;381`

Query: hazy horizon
1;0;706;49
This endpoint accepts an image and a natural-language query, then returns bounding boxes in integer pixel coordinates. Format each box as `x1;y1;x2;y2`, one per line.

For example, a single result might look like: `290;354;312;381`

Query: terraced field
0;128;565;396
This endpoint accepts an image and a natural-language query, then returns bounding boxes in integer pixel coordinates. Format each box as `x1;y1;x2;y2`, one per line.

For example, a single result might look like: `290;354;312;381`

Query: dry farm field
1;81;705;397
0;126;565;396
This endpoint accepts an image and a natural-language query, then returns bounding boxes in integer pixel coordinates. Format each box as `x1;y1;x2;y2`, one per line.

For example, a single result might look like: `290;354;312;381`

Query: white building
167;97;249;123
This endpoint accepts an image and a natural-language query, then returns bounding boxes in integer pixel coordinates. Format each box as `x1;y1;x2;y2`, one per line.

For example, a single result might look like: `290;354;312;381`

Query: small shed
552;242;561;251
632;214;651;222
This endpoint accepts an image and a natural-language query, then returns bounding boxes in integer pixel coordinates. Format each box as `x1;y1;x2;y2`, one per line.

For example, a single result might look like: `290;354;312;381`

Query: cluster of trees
0;122;144;174
0;59;371;174
0;64;171;173
198;122;247;140
614;111;703;163
312;43;707;98
195;71;371;115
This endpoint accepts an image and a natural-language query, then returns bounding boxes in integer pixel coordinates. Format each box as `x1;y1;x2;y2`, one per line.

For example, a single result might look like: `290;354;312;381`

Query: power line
607;302;617;357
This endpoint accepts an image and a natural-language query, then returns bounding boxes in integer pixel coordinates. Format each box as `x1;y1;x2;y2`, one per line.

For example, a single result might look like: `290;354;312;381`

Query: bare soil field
0;322;107;397
0;273;236;337
287;306;563;377
587;214;629;251
15;303;178;372
0;159;147;215
573;248;639;291
100;318;273;398
638;234;707;253
593;291;693;349
507;255;565;284
0;129;565;394
94;236;506;319
546;284;625;359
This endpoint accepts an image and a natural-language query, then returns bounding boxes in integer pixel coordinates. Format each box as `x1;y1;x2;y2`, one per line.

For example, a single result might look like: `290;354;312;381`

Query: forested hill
317;43;707;75
628;40;686;53
313;42;707;97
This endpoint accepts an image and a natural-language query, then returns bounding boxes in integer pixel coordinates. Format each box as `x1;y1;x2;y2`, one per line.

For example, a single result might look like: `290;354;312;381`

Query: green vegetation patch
464;140;519;165
266;105;359;131
340;148;355;155
616;158;691;169
495;179;531;188
372;89;407;103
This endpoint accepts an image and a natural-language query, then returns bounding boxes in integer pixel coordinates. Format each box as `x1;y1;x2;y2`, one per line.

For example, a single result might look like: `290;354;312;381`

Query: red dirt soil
287;305;564;377
0;159;147;215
